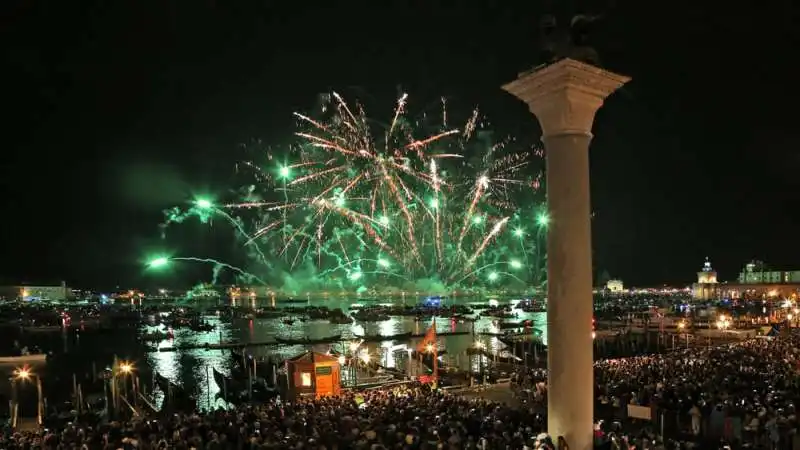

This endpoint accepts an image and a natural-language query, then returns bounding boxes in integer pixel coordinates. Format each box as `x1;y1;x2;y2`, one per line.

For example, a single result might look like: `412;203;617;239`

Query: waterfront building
738;261;800;284
690;259;800;300
606;279;624;293
0;281;71;301
692;258;719;300
719;261;800;300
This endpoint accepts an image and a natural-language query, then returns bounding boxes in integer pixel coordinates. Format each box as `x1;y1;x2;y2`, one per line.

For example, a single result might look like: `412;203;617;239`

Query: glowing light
349;271;362;281
513;228;524;237
379;215;390;226
147;257;169;268
337;355;346;365
488;271;499;281
14;367;31;380
426;343;434;353
472;215;483;224
537;211;550;227
195;198;213;209
279;165;291;179
377;258;390;268
118;362;134;374
509;259;522;269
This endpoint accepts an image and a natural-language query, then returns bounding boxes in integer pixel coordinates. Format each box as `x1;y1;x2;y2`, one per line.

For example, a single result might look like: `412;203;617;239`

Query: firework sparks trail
457;175;488;253
464;217;510;269
172;257;267;285
160;92;547;290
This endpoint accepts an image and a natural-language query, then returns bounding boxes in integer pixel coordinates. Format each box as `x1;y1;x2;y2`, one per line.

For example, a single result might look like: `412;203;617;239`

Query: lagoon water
14;296;546;412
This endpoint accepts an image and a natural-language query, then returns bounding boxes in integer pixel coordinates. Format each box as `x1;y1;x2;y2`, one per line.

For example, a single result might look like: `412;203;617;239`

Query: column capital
502;58;630;138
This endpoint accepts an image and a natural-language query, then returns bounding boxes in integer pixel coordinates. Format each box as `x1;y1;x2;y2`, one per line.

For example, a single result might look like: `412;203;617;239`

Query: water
20;296;546;412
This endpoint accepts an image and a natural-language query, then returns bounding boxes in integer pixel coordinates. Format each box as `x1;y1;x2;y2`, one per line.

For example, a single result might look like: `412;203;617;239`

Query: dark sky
2;1;798;289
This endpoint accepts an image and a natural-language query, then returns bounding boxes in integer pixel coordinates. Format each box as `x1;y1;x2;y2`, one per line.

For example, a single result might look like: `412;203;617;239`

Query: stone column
503;58;629;450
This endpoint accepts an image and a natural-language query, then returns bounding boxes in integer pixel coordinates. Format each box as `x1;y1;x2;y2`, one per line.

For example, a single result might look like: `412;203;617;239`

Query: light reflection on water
142;297;546;410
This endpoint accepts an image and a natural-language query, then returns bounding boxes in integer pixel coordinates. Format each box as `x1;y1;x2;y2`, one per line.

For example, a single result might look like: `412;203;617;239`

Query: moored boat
274;334;342;345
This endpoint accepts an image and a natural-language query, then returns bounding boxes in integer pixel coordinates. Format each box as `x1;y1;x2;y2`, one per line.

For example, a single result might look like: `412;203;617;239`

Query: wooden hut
286;351;341;398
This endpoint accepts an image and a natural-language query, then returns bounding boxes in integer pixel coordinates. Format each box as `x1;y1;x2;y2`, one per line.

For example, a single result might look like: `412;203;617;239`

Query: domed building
692;257;719;300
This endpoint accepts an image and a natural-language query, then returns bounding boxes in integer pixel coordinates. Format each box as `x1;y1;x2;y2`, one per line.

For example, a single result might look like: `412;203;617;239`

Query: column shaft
545;132;595;450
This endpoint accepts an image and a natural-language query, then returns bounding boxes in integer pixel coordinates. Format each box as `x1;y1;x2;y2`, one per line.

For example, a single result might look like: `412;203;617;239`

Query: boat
155;372;191;398
274;334;342;345
141;330;173;341
328;315;353;324
189;322;215;332
351;311;390;322
355;331;412;342
212;368;236;396
497;320;533;329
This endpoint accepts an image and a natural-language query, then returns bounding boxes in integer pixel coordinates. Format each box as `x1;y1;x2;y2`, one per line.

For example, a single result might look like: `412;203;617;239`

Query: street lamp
119;361;134;375
716;315;731;333
11;366;43;426
14;367;31;380
677;321;690;348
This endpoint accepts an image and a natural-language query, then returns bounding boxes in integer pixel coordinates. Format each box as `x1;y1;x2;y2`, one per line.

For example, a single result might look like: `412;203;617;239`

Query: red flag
417;319;437;352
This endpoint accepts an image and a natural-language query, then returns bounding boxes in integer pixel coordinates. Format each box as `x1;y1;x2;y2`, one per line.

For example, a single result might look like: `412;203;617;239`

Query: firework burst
162;92;547;292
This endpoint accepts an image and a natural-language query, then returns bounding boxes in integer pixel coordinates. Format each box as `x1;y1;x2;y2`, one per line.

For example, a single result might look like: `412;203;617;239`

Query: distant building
186;283;221;299
738;261;800;284
692;257;719;300
715;261;800;300
0;282;72;301
689;260;800;300
606;279;624;293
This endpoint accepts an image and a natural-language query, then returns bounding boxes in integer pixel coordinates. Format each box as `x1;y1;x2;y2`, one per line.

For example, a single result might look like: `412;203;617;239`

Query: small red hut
286;351;341;398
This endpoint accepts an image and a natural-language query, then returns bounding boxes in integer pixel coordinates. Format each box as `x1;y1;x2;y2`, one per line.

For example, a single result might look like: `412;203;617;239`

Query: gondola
497;320;533;329
155;372;196;411
154;372;183;396
274;334;342;345
212;368;239;398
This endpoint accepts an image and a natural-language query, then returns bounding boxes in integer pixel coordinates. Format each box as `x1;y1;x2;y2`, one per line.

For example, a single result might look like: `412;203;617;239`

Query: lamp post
677;321;689;349
474;341;486;384
349;341;361;387
111;360;135;416
12;366;44;427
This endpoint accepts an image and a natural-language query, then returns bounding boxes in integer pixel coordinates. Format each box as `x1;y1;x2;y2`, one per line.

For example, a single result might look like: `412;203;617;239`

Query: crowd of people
511;331;800;448
5;331;800;448
2;384;561;449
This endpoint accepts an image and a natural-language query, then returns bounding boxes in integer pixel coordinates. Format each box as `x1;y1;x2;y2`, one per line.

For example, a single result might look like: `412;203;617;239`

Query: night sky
2;1;797;289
